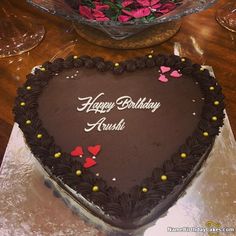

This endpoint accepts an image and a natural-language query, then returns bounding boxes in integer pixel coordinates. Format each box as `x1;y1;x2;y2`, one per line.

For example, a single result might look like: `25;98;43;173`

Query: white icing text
77;93;161;132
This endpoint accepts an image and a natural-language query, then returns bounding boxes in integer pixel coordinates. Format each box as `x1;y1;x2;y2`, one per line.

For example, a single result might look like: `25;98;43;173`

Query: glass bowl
216;1;236;33
27;0;218;40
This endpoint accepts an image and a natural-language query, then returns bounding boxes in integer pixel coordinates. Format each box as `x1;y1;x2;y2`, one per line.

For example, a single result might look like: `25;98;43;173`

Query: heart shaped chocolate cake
13;54;225;234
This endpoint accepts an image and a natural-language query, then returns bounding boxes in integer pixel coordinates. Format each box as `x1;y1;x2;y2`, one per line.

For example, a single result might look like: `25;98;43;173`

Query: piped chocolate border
13;54;225;229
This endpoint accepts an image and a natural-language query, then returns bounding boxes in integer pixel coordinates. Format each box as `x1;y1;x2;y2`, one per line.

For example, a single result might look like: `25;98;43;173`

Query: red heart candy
83;157;96;168
70;146;83;157
88;145;101;156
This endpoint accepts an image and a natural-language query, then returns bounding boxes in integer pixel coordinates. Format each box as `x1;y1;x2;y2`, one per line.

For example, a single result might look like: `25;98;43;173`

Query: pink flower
122;8;151;18
79;5;94;19
118;15;132;22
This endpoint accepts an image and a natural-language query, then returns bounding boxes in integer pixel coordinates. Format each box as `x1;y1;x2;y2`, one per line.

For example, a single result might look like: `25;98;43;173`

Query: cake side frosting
13;54;225;230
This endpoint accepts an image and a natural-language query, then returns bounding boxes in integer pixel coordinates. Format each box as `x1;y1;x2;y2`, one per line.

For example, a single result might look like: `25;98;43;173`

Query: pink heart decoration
83;157;97;168
160;66;171;73
170;70;182;78
70;146;83;157
158;74;168;83
88;145;101;156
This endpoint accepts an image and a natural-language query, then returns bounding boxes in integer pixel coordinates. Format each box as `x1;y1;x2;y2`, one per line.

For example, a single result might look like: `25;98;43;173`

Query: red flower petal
95;17;110;21
122;8;150;18
79;5;94;19
150;0;160;7
95;3;110;11
118;15;132;22
122;9;132;17
151;3;161;9
122;0;133;8
93;9;106;18
137;0;150;7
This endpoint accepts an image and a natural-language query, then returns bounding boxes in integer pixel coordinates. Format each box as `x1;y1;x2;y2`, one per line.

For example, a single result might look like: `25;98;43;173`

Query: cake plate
1;67;236;236
27;0;218;49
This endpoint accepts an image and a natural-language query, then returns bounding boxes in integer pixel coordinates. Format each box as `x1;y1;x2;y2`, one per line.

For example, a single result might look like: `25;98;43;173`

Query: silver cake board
1;67;236;236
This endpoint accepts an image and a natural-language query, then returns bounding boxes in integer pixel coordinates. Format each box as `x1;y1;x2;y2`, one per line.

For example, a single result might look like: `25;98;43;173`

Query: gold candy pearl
54;152;61;158
181;58;186;62
180;153;187;159
40;67;46;71
161;175;167;181
209;86;215;91
26;86;32;90
200;67;204;71
92;186;99;192
203;132;209;137
37;133;43;139
148;54;153;59
150;50;154;54
76;170;82;176
214;101;220;106
212;116;217;121
25;120;31;125
73;55;78;59
114;62;119;67
20;102;25;106
142;187;148;193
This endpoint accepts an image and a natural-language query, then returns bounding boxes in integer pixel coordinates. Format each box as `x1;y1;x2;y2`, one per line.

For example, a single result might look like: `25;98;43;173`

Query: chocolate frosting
13;54;225;230
38;66;203;192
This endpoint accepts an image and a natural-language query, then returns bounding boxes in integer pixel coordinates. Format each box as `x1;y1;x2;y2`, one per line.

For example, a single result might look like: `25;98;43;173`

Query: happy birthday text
77;93;161;132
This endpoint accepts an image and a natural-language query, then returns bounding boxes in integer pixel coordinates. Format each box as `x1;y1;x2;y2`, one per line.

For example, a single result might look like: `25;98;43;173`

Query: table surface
0;0;236;163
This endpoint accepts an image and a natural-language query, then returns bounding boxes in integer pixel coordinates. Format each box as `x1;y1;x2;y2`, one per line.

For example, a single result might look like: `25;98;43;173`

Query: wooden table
0;0;235;163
